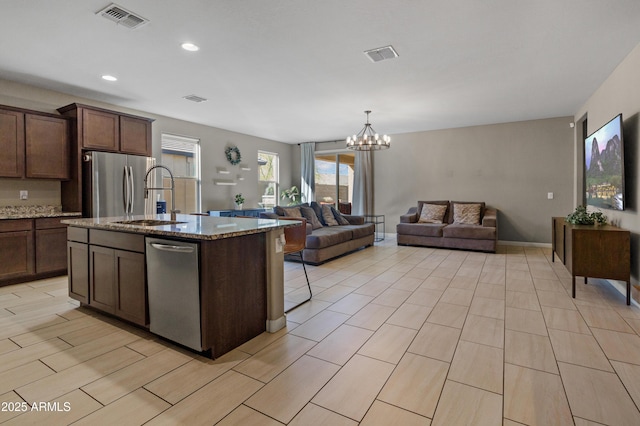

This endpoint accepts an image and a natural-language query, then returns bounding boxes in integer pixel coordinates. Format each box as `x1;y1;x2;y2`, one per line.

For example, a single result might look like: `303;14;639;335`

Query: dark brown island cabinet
552;217;631;305
0;106;70;179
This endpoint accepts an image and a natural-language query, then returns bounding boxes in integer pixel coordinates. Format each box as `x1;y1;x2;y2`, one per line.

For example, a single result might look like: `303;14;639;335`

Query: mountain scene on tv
585;126;623;210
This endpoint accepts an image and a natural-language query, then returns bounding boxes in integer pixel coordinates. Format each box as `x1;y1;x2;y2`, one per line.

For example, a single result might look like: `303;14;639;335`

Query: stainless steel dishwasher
146;237;201;351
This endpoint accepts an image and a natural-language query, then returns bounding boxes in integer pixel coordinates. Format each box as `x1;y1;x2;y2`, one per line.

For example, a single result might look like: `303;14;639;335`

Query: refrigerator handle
128;166;134;214
122;166;128;215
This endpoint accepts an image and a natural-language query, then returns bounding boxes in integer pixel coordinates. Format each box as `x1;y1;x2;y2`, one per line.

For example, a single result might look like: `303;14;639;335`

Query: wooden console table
551;217;631;305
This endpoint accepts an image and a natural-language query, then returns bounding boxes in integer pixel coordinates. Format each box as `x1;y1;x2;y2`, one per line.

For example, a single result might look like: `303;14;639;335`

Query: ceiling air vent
364;45;399;63
97;3;149;29
183;95;208;103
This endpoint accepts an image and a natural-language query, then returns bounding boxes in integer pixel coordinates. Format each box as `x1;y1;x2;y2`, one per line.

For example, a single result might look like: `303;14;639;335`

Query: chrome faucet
144;165;180;221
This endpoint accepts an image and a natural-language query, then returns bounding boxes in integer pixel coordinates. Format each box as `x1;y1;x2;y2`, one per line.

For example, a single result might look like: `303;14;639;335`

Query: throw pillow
281;206;302;218
300;206;323;229
418;203;447;223
322;204;339;226
331;206;350;225
453;203;481;225
310;201;326;226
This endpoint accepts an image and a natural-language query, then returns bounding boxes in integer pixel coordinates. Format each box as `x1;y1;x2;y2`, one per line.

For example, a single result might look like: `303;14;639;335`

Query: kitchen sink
112;219;187;226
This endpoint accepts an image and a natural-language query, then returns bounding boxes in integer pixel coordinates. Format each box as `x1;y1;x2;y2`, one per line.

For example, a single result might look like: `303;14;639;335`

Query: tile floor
1;237;640;425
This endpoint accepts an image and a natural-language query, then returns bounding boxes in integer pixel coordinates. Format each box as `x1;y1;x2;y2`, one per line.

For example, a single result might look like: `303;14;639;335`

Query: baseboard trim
498;240;552;248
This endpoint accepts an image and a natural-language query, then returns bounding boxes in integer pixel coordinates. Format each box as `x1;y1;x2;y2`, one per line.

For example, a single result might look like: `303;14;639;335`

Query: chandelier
346;110;391;151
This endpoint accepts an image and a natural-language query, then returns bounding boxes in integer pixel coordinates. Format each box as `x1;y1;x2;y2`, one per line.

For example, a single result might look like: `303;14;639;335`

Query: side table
363;214;385;242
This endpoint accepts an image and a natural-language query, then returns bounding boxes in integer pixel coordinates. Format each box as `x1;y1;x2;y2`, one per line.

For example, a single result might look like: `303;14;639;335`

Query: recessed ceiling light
181;42;199;52
101;75;118;82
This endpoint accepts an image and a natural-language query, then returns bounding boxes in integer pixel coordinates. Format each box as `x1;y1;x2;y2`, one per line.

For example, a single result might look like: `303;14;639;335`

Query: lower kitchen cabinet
35;217;72;274
0;219;34;281
68;240;89;304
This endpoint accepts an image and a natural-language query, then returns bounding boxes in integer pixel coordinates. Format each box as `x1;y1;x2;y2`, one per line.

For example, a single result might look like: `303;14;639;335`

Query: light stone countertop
0;205;82;220
61;213;300;241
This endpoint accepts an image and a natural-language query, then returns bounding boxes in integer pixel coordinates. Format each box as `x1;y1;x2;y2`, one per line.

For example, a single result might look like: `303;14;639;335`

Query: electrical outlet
547;192;554;200
19;190;28;200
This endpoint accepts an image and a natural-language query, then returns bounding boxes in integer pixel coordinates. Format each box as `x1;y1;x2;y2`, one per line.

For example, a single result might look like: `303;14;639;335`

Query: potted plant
566;205;607;225
280;186;303;206
234;193;245;210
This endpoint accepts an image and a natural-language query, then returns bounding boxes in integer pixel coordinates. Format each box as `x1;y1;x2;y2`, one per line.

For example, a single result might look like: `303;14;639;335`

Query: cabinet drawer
90;229;145;252
0;219;33;232
36;217;75;230
68;226;88;243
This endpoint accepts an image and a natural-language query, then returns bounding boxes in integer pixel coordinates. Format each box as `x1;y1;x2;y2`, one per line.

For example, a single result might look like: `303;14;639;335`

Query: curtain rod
297;140;343;146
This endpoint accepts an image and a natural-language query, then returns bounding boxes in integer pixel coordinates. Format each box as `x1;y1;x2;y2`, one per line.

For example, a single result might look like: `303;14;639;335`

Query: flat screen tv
584;114;624;210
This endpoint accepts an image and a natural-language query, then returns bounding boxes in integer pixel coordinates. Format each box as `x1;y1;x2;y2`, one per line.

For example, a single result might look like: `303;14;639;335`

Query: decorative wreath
225;146;242;165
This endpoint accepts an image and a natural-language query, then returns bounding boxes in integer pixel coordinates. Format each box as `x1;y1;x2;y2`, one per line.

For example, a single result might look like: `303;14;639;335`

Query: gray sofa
261;202;375;265
397;200;498;252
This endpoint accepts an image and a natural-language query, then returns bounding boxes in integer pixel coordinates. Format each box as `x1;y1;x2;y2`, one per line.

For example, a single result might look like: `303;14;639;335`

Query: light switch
547;192;554;200
19;190;28;200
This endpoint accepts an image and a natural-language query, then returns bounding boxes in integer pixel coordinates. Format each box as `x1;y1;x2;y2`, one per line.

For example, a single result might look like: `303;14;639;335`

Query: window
314;152;355;212
258;151;279;208
160;134;201;214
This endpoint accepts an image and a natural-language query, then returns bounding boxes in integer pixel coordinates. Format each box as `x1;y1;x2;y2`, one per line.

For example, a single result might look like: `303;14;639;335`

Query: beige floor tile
0;360;55;395
0;314;68;340
431;267;458;280
461;314;504;348
504;330;558;374
432;380;502;426
506;290;540;311
0;338;71;374
404;267;435;281
145;349;249;404
506;269;533;282
591;327;640;365
217;405;282;425
614;304;640;320
245;355;339;423
0;391;26;423
573;417;606;426
3;389;102;426
624;317;640;334
284;299;333;323
536;289;577;310
358;324;417;364
390;276;424;292
559;361;640;425
313;285;355;303
506;307;547;336
541;306;591;334
469;296;505;320
506;278;536;293
479;269;505;285
378;352;447;418
327;293;375;315
345;303;396;330
289;403;357;426
420;276;451;291
307;324;373;366
82;348;192;405
371;288;412;308
16;346;144;403
548;329;612;372
73;388;167;426
125;337;167;356
533;278;565;292
577;305;635;333
408;322;461;362
9;317;100;347
439;287;474;306
354;279;393;297
312;354;395;422
504;363;572;426
405;288;444;308
234;326;291;355
475;283;505;300
386;303;432;329
426;302;468;328
361;400;431;426
289;310;350;342
56;322;120;346
0;338;19;355
448;276;478;290
448;340;503;393
233;334;316;382
611;361;640;409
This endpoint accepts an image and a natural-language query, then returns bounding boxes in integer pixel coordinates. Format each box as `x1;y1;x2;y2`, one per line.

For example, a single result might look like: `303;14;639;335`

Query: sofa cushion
417;201;450;223
396;222;446;238
331;206;351;225
310;201;326;226
322;204;339;226
274;203;308;217
281;206;303;218
300;206;323;229
306;227;353;249
443;223;496;240
452;203;482;225
341;223;375;239
418;203;447;223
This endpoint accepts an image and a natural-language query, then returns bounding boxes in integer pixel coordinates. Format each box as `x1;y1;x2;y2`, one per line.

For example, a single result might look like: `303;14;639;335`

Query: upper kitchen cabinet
58;103;153;156
0;106;70;180
25;114;69;179
0;108;25;178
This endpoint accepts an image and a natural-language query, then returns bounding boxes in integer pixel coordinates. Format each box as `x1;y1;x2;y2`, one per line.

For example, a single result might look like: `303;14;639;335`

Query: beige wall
374;117;575;243
574;42;640;282
0;79;294;212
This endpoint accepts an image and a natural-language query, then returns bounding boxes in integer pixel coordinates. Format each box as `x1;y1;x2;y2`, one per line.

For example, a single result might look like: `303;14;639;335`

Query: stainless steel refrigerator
83;151;156;218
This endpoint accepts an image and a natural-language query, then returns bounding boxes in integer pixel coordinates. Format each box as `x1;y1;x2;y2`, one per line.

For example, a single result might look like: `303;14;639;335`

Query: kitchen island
62;213;298;358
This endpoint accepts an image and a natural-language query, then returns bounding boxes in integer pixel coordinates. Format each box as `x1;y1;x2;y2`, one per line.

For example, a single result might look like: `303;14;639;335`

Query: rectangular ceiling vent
183;95;208;103
364;45;399;63
97;3;148;29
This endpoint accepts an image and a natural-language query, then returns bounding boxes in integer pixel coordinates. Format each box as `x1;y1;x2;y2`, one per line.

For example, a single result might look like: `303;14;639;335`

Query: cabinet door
25;114;69;179
68;241;89;304
36;228;68;274
89;245;116;313
0;230;34;280
114;249;147;325
0;109;25;178
120;116;151;156
82;108;119;151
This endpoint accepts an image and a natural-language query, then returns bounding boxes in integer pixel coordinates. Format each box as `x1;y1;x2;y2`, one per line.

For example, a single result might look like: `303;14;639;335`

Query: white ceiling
1;1;640;143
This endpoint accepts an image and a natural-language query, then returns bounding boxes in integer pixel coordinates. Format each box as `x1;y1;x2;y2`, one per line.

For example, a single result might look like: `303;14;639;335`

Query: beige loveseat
397;200;498;252
261;202;375;264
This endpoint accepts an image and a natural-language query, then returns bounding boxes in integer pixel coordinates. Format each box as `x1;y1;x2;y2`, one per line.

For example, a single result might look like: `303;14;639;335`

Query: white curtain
300;142;315;203
353;150;373;215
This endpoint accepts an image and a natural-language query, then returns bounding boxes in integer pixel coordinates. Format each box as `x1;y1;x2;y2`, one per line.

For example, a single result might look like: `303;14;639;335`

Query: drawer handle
150;243;194;253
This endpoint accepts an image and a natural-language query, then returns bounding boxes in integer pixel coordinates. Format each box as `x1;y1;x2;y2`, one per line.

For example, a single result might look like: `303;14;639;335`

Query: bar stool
281;218;311;312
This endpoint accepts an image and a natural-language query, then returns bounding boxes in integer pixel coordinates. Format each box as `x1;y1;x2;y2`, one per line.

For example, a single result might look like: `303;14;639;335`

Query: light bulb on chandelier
346;110;391;151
